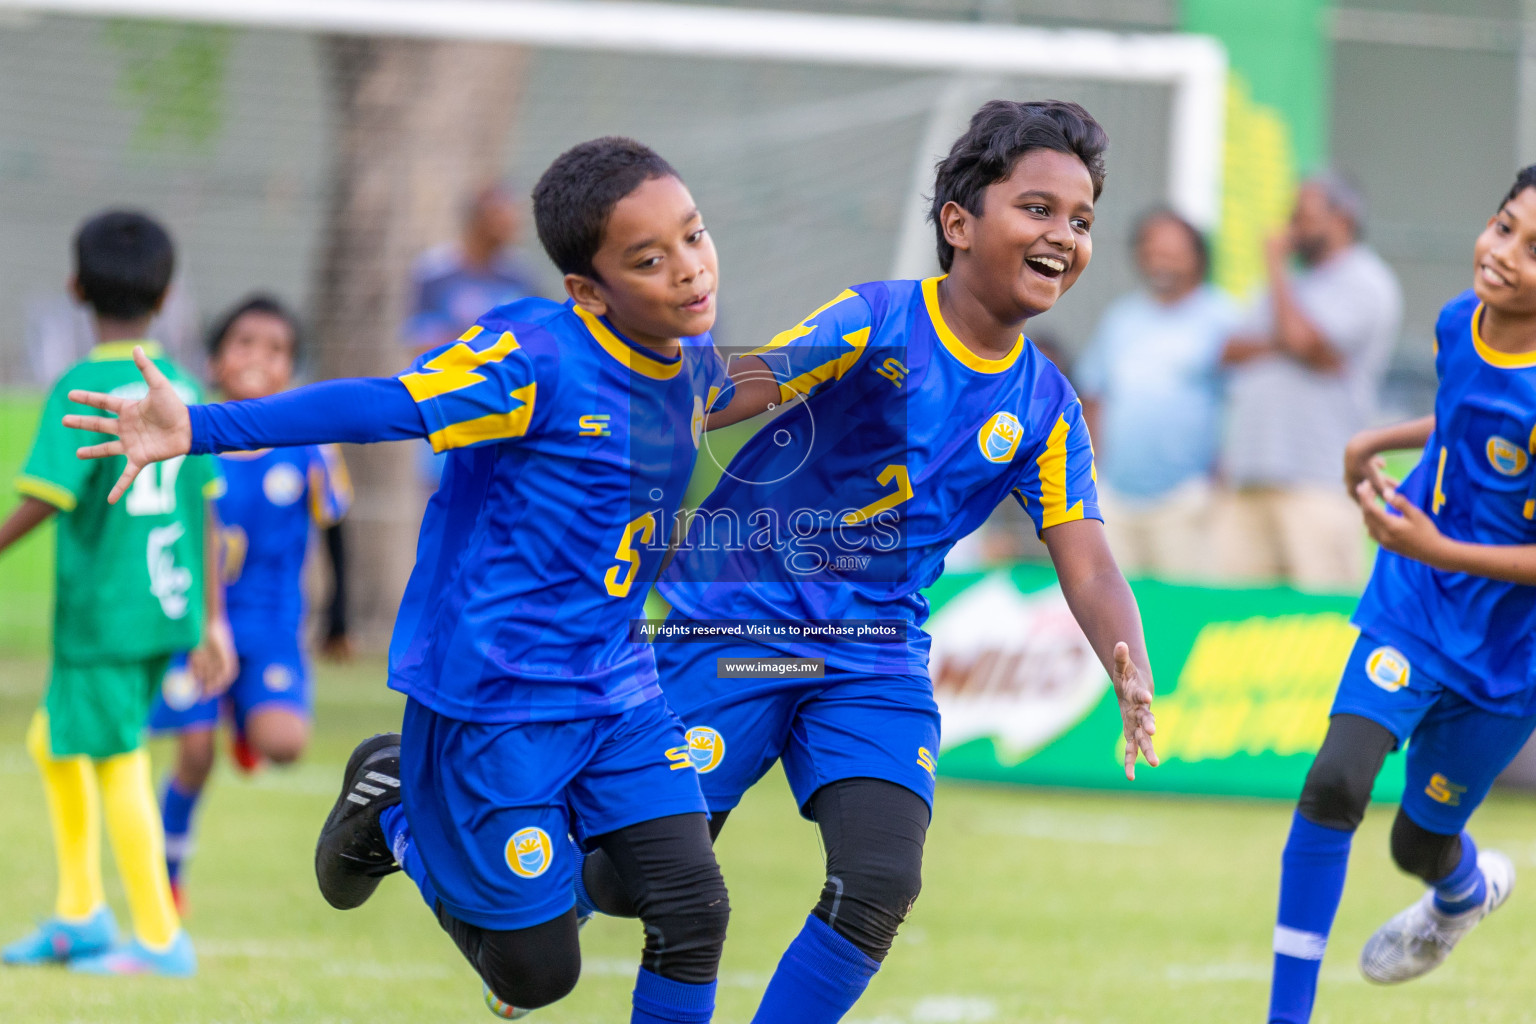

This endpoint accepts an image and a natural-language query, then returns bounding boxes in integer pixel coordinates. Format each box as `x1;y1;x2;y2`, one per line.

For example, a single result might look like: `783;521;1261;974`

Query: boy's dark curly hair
929;100;1108;272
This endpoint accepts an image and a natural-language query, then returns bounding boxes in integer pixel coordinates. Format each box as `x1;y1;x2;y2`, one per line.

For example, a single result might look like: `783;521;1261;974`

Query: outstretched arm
1042;518;1158;780
64;346;426;503
0;498;56;559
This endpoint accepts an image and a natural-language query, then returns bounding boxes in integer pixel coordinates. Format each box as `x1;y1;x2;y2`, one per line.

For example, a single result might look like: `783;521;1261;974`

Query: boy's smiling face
945;148;1095;320
569;175;718;348
1474;186;1536;316
211;311;296;401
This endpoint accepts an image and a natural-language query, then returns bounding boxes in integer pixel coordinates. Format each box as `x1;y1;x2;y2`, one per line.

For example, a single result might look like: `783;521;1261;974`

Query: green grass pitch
2;655;1536;1023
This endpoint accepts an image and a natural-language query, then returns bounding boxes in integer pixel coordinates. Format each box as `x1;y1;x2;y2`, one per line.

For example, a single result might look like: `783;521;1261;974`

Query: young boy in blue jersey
579;99;1160;1023
1266;166;1536;1022
148;295;352;912
63;138;734;1022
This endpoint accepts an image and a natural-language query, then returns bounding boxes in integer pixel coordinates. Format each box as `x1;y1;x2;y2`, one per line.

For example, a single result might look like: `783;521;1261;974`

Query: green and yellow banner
929;565;1404;802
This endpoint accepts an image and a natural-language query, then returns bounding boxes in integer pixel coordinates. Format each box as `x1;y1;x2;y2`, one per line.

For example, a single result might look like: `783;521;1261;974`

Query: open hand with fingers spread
1113;640;1158;781
63;345;193;504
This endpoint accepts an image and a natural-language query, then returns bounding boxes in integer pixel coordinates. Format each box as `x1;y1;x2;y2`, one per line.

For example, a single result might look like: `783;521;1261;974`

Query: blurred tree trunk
312;37;524;648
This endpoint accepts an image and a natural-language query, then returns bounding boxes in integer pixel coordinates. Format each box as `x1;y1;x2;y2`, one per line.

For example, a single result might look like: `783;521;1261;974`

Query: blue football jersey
1355;290;1536;715
660;276;1099;672
218;444;351;643
388;297;729;723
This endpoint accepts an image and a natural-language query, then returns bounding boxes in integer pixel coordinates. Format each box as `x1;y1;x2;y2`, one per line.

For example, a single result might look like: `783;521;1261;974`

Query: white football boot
1360;849;1515;984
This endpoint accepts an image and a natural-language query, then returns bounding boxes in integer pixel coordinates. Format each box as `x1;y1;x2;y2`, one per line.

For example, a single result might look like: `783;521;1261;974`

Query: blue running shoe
2;908;117;965
69;931;196;977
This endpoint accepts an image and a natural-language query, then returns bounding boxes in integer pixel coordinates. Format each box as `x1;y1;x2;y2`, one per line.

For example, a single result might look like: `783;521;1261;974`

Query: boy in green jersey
0;211;233;976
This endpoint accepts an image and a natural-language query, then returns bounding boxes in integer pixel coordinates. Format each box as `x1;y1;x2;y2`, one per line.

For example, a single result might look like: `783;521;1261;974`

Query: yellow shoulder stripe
777;327;870;403
749;289;860;358
400;330;522;402
1036;414;1084;529
428;383;537;452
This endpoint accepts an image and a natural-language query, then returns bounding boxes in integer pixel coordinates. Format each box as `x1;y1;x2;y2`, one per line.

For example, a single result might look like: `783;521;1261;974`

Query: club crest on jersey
977;412;1024;464
505;826;553;878
667;726;725;773
1365;646;1410;693
262;462;305;506
1486;435;1529;476
691;395;706;449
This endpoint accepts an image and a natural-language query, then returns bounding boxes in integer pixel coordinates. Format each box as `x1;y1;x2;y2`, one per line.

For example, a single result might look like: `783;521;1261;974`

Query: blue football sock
379;804;438;909
631;967;715;1024
571;837;598;918
1269;811;1353;1024
1431;832;1486;915
160;777;201;885
751;914;879;1024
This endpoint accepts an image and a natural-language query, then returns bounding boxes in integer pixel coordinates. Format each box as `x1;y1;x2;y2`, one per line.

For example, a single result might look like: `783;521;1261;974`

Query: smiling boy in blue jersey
578;100;1159;1024
62;138;735;1023
147;296;352;915
1264;166;1536;1024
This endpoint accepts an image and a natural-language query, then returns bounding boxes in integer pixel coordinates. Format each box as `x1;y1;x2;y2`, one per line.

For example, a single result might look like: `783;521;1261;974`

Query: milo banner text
928;565;1404;802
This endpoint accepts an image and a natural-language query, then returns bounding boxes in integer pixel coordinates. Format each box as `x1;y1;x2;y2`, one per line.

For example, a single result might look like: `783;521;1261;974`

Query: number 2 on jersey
842;464;913;525
605;511;658;597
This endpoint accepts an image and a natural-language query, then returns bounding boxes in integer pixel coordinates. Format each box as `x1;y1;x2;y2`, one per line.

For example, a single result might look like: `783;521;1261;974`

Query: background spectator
402;183;539;489
402;183;539;357
1217;172;1403;590
1076;209;1236;580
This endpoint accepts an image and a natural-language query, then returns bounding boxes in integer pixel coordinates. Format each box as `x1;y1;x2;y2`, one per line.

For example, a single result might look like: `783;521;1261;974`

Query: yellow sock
26;711;105;921
97;747;180;950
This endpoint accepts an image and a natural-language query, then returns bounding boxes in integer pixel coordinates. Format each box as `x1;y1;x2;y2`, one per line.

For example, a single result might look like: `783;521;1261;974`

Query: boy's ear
940;200;973;260
67;274;85;302
564;273;608;317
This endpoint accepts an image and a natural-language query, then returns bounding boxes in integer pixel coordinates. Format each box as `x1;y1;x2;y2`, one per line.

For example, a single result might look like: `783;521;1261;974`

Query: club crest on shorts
977;412;1024;464
505;826;553;879
262;663;295;693
160;661;200;712
262;462;306;506
1365;646;1410;693
1486;435;1529;476
668;726;726;773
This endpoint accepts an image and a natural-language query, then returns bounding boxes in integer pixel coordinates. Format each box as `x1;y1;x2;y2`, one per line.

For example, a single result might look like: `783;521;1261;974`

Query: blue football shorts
398;693;708;931
653;630;941;819
148;640;311;736
1331;631;1536;834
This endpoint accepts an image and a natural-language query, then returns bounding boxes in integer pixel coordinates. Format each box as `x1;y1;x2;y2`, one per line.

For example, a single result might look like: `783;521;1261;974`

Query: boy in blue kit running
580;100;1160;1023
1266;167;1536;1022
148;296;352;911
65;138;733;1022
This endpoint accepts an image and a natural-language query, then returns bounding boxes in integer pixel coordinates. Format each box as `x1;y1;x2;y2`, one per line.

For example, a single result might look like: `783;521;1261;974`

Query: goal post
0;0;1227;233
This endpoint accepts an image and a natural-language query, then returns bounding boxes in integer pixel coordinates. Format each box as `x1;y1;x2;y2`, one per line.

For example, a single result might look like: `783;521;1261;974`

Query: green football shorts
43;654;171;758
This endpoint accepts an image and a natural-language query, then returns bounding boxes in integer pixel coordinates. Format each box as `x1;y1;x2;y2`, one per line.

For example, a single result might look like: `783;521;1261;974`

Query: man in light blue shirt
1077;208;1236;579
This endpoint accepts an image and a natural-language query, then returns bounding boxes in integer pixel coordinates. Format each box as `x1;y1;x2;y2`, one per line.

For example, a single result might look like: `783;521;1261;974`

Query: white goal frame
0;0;1227;264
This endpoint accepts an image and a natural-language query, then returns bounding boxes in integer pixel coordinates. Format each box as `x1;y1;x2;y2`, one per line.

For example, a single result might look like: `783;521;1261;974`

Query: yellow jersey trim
749;289;860;358
89;340;164;362
15;474;77;511
427;383;537;452
1472;304;1536;369
400;331;522;402
776;327;871;404
1036;414;1085;529
922;276;1023;374
575;306;681;381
